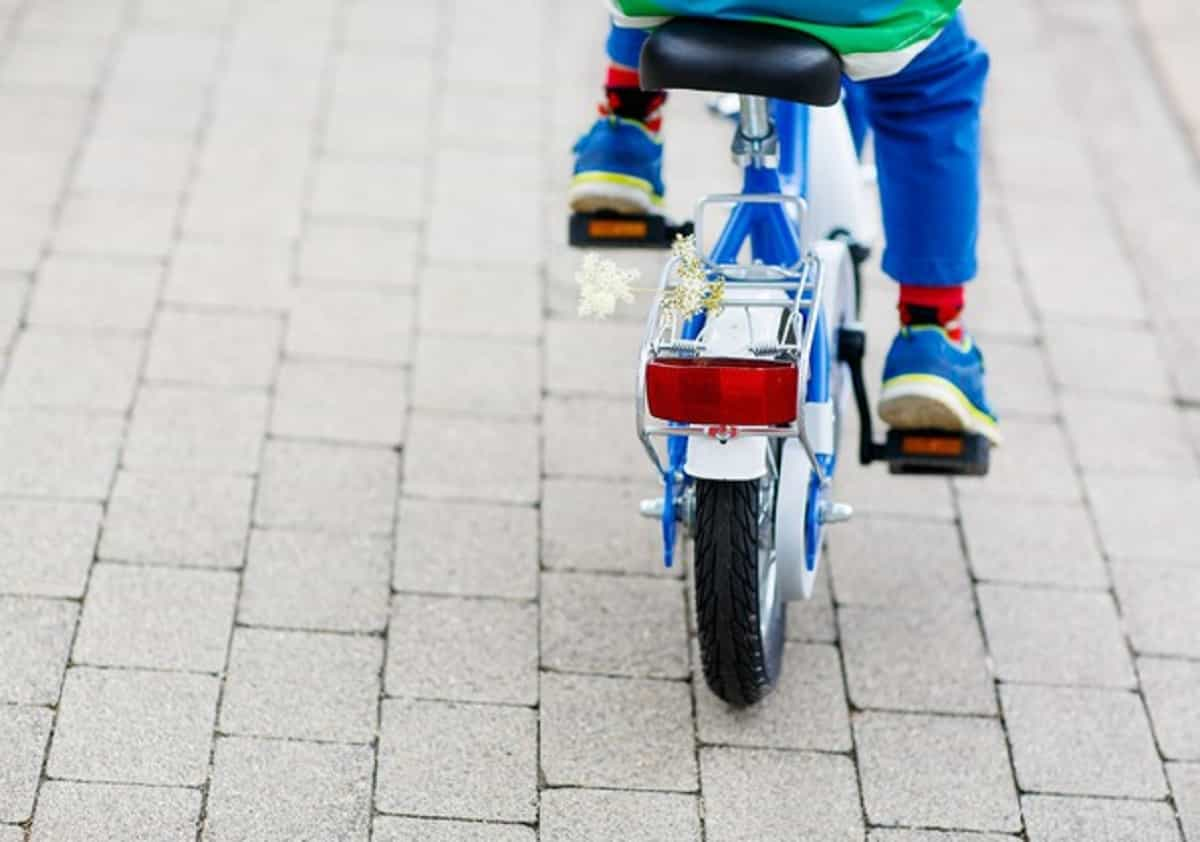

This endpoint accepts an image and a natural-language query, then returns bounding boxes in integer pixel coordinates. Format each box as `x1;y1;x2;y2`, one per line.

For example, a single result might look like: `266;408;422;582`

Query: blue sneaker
569;115;665;215
878;326;1002;445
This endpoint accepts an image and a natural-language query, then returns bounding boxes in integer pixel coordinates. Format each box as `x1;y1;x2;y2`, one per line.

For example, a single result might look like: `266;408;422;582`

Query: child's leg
569;19;667;214
862;16;1000;441
860;14;988;335
603;22;665;129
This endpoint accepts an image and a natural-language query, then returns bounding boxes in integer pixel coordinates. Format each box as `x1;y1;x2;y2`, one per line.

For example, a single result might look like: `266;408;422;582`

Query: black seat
640;18;843;106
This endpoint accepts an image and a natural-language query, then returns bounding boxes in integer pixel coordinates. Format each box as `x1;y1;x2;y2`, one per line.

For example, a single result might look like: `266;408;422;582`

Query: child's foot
569;91;665;215
878;325;1002;445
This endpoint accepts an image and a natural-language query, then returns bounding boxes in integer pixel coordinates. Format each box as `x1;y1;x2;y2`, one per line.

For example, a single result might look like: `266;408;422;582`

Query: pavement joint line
64;662;221;679
536;665;692;685
231;622;386;639
211;731;374;749
389;590;539;606
383;694;538;712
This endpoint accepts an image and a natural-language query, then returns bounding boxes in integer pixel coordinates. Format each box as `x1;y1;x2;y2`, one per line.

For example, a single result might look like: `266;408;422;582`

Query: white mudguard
684;435;769;482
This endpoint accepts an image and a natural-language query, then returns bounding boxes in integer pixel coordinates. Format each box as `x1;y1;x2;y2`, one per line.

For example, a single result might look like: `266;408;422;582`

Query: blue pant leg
607;20;651;68
860;14;989;287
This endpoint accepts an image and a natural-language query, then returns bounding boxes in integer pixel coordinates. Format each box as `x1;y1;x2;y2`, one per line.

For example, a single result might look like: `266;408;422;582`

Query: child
571;2;999;442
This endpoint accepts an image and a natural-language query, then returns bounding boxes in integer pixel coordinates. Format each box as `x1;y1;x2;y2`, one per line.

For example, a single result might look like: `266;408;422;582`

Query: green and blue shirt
609;0;963;79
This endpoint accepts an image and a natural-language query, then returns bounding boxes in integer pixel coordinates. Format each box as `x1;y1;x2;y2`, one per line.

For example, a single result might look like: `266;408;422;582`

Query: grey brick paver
1021;794;1182;842
163;241;293;312
1001;684;1167;798
541;571;688;680
27;255;159;331
541;477;672;577
544;396;650;480
219;628;381;743
0;500;98;598
3;330;142;412
545;319;642;398
854;712;1021;832
1139;657;1200;760
0;597;76;705
404;413;539;504
695;642;851;751
1112;564;1200;658
393;497;539;599
100;471;254;569
298;222;418;289
49;667;218;786
31;781;201;842
841;603;995;714
124;385;269;474
541;789;701;842
955;418;1081;503
1045;322;1173;399
418;265;541;340
540;672;696;792
978;584;1135;688
1169;763;1200;842
146;309;281;389
270;360;408;447
413;334;540;418
255;440;397;534
0;410;123;498
387;594;538;705
285;288;414;365
240;529;390;633
701;747;863;842
73;564;237;672
959;498;1109;588
1062;394;1196;477
0;827;22;842
1088;476;1200;566
54;196;177;259
377;698;538;823
0;705;52;823
829;516;972;608
203;737;372;842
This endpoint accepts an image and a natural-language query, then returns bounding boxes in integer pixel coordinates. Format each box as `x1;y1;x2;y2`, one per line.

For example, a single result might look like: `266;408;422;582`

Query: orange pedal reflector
900;435;965;457
589;218;649;239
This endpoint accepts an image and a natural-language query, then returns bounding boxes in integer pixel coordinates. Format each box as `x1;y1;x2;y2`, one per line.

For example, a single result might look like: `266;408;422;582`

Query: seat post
738;95;772;140
733;95;778;167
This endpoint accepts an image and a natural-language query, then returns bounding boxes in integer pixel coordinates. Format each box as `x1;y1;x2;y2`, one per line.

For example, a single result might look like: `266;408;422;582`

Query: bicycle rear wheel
693;468;786;706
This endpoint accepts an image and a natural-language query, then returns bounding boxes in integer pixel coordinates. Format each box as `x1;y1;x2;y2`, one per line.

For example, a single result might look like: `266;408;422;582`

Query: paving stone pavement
0;0;1197;839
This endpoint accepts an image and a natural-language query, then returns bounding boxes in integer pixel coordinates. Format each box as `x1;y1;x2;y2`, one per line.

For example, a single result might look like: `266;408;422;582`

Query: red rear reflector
900;435;965;457
589;218;649;239
646;358;798;425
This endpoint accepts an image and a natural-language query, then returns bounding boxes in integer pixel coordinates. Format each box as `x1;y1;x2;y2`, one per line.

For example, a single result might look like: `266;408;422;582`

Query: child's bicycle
570;18;991;707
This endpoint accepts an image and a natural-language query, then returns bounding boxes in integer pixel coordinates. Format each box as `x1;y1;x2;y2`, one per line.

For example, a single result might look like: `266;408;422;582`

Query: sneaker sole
879;375;1003;446
568;179;659;216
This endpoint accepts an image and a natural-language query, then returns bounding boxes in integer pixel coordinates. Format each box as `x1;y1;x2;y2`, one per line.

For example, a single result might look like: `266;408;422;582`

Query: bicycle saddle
640;18;843;106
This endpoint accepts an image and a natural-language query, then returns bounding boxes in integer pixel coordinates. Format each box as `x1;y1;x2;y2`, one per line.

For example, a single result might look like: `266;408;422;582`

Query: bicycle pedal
884;429;991;477
569;211;693;249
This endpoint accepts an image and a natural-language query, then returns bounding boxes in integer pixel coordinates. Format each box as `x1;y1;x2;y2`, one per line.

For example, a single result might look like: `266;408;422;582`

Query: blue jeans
606;15;989;287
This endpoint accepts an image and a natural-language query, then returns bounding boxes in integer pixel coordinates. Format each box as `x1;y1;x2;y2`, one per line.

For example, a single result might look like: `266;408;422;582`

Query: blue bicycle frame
659;98;833;571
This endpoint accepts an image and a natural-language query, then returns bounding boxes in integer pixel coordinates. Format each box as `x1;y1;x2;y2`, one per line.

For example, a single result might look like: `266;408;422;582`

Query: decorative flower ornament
576;235;725;325
576;253;638;319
